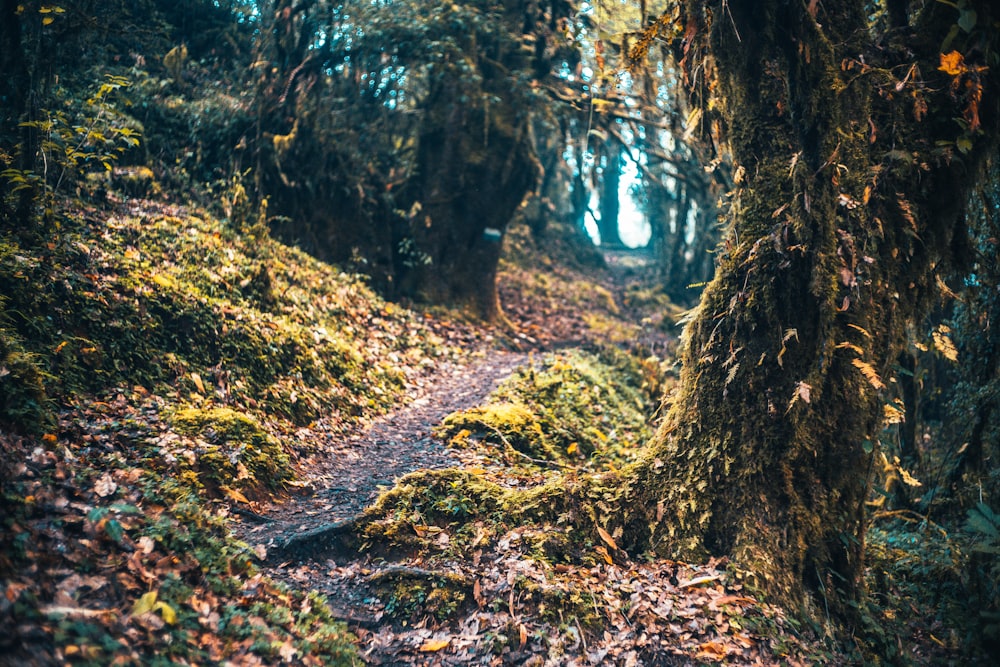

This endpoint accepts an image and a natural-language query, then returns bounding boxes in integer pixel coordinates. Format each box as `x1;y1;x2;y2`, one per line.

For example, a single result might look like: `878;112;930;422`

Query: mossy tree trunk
619;0;999;616
402;79;539;322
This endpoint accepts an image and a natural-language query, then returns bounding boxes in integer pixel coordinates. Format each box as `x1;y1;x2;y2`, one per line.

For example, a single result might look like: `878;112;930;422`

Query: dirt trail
234;351;529;552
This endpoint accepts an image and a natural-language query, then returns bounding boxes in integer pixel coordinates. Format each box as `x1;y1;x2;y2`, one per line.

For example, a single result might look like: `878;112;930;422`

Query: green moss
170;407;292;497
0;206;424;430
438;348;657;471
0;322;52;432
370;568;470;621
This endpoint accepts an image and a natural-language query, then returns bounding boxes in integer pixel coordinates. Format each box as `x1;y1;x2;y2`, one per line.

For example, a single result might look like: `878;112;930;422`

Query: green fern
966;502;1000;553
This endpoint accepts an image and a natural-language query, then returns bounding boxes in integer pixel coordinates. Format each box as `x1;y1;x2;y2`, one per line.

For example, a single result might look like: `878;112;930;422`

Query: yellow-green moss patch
170;407;292;497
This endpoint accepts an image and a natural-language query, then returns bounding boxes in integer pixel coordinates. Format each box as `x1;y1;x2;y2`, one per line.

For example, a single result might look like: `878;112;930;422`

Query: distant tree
245;0;576;320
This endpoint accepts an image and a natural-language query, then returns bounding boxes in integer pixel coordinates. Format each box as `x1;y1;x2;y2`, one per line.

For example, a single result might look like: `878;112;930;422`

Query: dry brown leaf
94;472;117;498
596;525;618;551
278;639;297;661
710;594;756;609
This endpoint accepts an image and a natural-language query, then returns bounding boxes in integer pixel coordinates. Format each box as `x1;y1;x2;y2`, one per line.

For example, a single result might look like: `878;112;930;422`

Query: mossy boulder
170;407;291;497
438;349;658;470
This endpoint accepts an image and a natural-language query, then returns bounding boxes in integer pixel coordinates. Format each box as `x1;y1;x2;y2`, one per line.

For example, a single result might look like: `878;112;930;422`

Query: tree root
266;516;360;563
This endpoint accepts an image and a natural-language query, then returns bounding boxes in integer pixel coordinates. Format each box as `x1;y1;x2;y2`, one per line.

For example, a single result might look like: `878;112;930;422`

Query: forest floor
220;234;835;666
0;197;984;666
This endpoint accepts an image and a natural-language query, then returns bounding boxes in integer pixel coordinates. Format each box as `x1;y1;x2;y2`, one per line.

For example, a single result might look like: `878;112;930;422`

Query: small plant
965;502;1000;644
2;75;141;202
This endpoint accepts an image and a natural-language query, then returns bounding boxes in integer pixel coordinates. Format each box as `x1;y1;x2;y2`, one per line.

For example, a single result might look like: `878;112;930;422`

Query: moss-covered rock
170;407;292;497
438;348;661;471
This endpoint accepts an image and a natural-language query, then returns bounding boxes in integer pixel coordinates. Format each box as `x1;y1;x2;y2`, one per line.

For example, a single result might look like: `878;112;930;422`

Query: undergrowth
0;198;457;664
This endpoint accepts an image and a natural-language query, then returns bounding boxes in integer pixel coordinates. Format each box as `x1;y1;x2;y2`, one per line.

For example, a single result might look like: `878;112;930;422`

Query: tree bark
598;143;623;247
403;87;539;321
618;0;1000;617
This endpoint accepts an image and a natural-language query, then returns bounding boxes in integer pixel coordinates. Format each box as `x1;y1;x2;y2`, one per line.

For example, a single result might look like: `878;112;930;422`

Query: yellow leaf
566;442;578;455
419;638;451;652
679;573;722;588
594;545;613;564
590;98;616;113
596;525;618;551
152;273;173;289
154;601;176;625
900;468;922;487
847;323;873;339
932;325;958;362
883;401;905;425
222;486;250;504
191;372;205;394
683;107;703;143
132;591;158;616
938;50;966;76
835;342;866;356
42;15;54;24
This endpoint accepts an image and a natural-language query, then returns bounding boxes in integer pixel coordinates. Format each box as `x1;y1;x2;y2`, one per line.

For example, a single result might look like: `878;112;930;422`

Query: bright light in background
587;159;652;249
618;159;651;248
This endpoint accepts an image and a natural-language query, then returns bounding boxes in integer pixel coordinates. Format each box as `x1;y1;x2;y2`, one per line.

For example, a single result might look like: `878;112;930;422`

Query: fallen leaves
418;637;451;652
93;472;117;497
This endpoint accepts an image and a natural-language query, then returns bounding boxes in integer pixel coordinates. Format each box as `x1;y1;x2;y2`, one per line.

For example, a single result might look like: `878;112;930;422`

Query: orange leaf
594;545;613;565
596;525;618;551
222;486;250;504
696;641;729;659
419;638;450;652
473;579;484;607
939;51;965;76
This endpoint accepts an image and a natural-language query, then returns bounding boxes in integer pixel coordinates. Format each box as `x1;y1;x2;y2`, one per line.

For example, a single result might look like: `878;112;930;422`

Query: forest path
233;350;530;553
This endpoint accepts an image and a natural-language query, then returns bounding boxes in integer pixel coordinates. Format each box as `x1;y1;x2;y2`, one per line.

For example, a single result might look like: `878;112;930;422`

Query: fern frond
852;358;885;390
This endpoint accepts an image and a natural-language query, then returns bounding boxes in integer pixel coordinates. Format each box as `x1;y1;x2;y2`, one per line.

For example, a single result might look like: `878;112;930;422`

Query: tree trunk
0;0;26;130
598;144;623;247
618;0;1000;617
404;90;539;321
